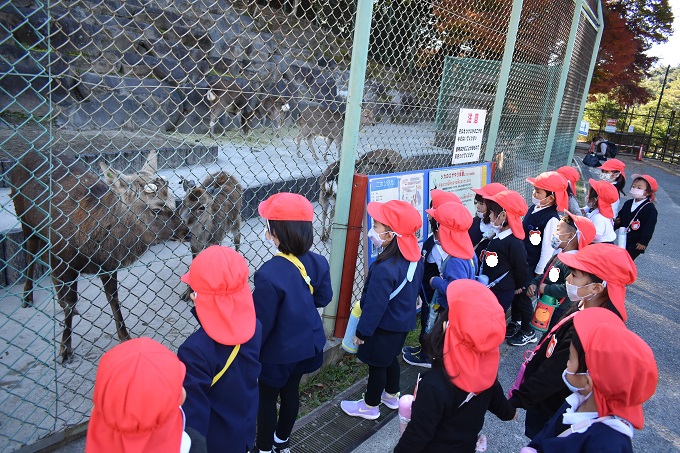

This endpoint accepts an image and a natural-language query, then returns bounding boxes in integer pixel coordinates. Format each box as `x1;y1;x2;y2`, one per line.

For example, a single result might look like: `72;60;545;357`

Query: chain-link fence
1;0;601;449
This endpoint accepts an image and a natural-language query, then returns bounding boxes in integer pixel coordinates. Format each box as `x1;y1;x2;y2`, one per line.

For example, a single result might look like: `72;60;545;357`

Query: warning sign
452;108;487;164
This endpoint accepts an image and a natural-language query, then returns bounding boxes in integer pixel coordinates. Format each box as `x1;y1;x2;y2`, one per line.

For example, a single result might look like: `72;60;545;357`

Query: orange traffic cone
636;144;644;161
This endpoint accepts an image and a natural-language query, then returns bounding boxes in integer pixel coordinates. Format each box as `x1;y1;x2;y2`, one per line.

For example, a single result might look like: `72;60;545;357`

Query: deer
206;78;259;137
179;171;243;301
295;102;376;161
10;150;188;363
319;149;404;241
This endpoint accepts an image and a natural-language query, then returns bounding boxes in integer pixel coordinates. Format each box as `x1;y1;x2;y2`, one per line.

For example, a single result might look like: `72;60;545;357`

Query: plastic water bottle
341;303;362;354
615;227;627;249
398;394;414;435
530;294;559;332
425;303;438;333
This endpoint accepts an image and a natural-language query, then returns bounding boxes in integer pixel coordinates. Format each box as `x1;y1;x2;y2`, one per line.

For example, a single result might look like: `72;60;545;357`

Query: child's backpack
604;141;618;158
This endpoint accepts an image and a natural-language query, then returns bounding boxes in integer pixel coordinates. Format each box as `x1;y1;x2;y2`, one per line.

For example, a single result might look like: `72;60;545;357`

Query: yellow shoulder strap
276;252;314;294
211;344;240;387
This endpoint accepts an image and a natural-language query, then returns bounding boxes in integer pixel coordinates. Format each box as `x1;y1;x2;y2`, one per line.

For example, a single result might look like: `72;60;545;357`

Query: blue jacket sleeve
312;259;333;309
431;258;472;309
177;342;212;438
252;270;280;346
356;265;397;338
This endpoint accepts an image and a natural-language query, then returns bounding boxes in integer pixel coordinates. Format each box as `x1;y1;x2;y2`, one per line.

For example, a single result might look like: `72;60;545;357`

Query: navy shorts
259;350;324;388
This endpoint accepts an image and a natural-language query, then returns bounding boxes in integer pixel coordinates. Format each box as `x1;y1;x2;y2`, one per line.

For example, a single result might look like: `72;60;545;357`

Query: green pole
483;0;524;161
567;0;604;165
322;0;375;337
541;0;585;170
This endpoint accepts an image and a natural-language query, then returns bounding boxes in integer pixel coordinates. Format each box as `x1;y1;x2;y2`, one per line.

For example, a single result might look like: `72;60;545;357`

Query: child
404;201;476;368
404;189;460;368
614;174;658;260
598;158;626;216
508;244;637;439
341;200;424;419
178;246;262;453
555;166;582;216
507;172;568;347
525;307;657;452
252;193;333;453
395;280;516;452
584;179;618;243
86;337;207;453
478;190;529;315
468;182;508;250
525;212;596;331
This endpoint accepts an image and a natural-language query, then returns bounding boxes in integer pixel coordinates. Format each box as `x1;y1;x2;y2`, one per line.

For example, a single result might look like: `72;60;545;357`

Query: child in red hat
614;174;658;260
469;182;508;250
477;190;529;319
507;172;569;347
86;337;206;453
253;193;333;453
395;280;516;452
178;245;262;453
403;201;477;368
508;243;637;439
525;307;657;452
525;212;596;331
556;166;582;216
404;190;463;368
341;200;424;420
598;158;627;216
584;179;619;243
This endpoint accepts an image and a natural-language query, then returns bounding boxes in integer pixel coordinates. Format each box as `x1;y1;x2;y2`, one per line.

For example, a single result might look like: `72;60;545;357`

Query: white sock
274;433;288;444
259;450;271;453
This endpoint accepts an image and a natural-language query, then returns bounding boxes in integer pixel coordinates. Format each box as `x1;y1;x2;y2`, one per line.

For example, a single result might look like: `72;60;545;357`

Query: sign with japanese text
452;108;487;164
429;163;489;216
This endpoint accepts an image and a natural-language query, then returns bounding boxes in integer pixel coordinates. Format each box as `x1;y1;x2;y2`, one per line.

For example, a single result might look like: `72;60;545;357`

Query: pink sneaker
340;398;380;420
380;391;400;410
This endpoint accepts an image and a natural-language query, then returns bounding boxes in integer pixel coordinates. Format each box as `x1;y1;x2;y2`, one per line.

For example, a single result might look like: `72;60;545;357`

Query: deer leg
295;133;304;157
209;103;225;138
306;136;319;160
232;216;242;252
100;272;130;343
54;276;78;364
21;233;41;308
321;203;329;242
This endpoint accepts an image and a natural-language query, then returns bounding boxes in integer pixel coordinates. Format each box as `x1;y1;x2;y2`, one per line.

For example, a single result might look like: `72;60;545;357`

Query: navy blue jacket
178;312;263;453
253;252;332;364
430;255;477;309
420;235;439;304
528;401;633;452
357;255;424;338
523;205;560;274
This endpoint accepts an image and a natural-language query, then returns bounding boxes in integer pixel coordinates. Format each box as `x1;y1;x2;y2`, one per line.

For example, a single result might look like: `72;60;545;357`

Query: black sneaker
273;440;290;453
505;321;521;339
507;330;538;346
402;345;421;355
403;350;432;368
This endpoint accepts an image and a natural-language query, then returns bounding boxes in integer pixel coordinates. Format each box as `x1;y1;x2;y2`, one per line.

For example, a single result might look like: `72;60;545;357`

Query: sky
646;1;680;67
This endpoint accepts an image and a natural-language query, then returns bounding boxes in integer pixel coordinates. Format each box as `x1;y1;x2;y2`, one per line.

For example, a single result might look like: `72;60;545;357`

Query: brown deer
319;149;404;241
207;78;258;137
10;150;188;363
295;103;375;161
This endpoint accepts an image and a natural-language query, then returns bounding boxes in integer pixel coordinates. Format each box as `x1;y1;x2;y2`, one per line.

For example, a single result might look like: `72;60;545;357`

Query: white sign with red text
452;108;487;164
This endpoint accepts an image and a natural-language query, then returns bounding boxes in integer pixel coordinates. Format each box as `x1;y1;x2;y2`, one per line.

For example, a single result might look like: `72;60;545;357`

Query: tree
588;0;674;106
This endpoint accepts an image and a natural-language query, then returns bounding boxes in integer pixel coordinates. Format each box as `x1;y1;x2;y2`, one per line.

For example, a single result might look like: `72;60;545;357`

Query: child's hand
636;243;647;251
526;284;537;297
514;287;524;295
538;283;547;294
352;336;364;346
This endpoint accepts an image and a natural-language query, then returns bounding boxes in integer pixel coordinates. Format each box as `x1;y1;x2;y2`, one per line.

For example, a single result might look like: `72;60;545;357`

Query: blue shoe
402;345;421;355
403;350;431;368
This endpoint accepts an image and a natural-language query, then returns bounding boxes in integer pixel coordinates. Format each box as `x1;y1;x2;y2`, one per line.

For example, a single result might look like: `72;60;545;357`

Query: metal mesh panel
0;0;601;449
549;11;599;168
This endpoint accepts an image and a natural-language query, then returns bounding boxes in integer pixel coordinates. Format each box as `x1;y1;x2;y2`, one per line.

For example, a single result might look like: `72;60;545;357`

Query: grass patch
297;318;423;418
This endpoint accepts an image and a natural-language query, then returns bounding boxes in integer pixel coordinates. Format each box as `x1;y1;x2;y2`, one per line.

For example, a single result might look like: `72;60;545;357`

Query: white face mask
565;282;597;302
367;228;392;248
263;221;278;251
629;188;646;199
562;368;589;393
551;232;575;250
490;212;505;233
476;211;485;219
532;195;549;208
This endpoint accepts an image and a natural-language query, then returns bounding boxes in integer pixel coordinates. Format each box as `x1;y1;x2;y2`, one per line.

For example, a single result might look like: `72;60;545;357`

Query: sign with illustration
365;162;492;266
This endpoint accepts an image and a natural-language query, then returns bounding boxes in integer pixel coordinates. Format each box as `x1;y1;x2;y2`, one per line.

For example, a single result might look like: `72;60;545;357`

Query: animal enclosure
0;0;601;449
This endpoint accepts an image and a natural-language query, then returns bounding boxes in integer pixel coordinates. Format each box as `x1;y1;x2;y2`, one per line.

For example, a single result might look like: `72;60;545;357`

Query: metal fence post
483;0;524;161
566;0;604;165
322;0;375;337
541;0;584;170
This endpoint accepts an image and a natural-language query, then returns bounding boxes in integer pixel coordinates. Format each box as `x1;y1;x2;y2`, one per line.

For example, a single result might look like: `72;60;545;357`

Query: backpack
604;141;618;158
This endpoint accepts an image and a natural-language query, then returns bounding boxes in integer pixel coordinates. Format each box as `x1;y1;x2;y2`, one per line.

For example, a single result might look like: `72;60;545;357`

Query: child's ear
583;373;594;395
591;282;606;295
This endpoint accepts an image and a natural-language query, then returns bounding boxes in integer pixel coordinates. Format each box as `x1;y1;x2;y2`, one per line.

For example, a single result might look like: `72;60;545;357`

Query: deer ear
101;164;133;191
141;150;158;175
